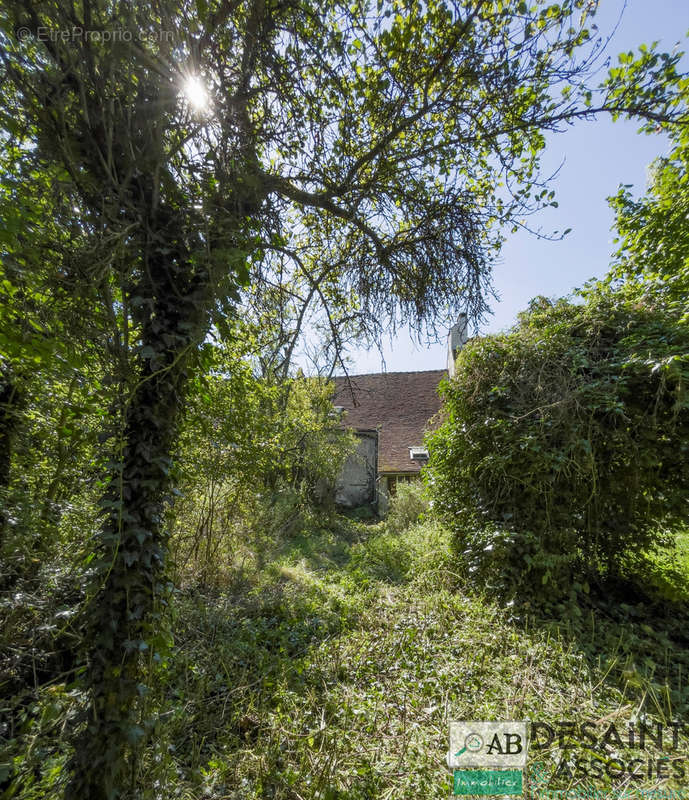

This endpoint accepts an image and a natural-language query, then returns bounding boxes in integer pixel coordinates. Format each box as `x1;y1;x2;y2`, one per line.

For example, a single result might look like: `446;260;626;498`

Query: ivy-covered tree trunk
68;239;211;798
0;373;15;489
0;365;21;549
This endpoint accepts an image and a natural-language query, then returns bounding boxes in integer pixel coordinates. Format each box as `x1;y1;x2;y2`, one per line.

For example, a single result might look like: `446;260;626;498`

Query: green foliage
181;352;347;497
427;291;689;598
384;480;429;535
608;124;689;318
640;528;689;605
9;513;689;799
4;495;689;800
170;340;356;583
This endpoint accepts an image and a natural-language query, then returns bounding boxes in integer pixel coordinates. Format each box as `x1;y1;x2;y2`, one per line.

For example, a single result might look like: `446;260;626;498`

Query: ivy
427;290;689;601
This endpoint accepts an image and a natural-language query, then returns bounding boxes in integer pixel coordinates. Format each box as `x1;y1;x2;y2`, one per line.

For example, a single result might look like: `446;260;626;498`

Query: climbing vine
427;290;689;599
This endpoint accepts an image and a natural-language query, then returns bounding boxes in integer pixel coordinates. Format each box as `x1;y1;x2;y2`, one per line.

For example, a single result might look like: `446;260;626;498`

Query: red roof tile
333;369;447;474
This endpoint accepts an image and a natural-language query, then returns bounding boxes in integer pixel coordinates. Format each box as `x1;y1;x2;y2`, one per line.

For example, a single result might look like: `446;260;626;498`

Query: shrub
426;290;689;598
170;358;357;585
385;480;429;535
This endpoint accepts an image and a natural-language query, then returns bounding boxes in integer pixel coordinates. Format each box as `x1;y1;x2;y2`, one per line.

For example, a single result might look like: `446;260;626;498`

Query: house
332;314;468;513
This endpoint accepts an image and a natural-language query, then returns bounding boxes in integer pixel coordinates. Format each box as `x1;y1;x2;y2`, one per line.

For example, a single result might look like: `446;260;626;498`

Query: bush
426;291;689;599
385;480;429;535
170;358;357;585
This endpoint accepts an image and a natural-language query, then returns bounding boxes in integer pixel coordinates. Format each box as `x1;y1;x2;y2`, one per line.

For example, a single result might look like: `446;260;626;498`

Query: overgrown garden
0;0;688;798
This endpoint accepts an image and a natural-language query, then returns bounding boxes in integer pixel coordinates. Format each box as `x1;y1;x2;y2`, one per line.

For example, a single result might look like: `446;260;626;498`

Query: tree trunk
67;251;209;799
0;366;21;551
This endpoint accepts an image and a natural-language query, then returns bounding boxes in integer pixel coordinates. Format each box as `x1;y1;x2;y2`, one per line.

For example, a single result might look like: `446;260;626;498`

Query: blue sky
339;0;689;375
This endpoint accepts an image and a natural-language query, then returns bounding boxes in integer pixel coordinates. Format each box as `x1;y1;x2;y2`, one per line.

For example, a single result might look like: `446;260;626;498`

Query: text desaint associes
530;721;687;782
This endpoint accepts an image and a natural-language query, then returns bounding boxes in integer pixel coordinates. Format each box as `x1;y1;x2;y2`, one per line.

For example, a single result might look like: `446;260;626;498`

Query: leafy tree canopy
608;120;689;319
1;0;686;345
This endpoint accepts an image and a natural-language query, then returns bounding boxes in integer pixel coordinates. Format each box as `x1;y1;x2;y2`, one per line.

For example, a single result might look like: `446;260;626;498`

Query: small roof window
409;447;429;461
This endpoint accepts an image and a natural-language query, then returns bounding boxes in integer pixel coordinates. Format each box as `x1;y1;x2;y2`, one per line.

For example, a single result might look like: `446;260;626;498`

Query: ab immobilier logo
448;719;689;799
449;721;528;796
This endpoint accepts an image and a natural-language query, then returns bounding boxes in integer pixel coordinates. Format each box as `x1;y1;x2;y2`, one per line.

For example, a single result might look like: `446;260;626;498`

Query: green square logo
453;768;523;796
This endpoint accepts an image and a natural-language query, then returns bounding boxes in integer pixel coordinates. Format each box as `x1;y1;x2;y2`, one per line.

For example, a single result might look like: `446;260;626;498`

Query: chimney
447;313;468;378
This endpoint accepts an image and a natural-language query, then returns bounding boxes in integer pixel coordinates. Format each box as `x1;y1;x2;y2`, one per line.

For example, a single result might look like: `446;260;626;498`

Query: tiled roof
332;369;447;474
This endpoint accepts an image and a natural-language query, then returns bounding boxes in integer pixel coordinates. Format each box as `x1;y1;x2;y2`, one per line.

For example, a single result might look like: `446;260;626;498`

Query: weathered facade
332;369;446;512
333;429;377;507
332;314;468;513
